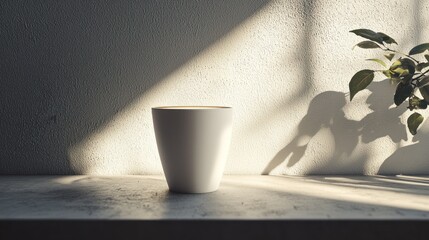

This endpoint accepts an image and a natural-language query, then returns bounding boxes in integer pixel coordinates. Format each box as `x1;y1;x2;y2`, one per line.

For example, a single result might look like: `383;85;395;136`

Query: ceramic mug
152;106;232;193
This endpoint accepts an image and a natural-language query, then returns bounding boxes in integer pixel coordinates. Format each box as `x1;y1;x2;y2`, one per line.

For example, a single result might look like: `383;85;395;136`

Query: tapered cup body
152;106;232;193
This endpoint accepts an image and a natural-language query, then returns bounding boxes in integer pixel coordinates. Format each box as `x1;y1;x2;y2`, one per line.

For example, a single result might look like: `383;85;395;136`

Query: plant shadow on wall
379;121;429;174
262;82;408;174
0;0;269;174
264;24;429;175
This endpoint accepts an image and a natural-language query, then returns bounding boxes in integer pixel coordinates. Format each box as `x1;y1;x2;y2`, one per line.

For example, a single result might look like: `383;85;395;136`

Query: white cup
152;106;232;193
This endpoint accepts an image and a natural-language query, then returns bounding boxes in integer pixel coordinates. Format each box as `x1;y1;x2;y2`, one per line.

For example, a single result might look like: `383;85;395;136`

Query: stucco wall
1;0;429;175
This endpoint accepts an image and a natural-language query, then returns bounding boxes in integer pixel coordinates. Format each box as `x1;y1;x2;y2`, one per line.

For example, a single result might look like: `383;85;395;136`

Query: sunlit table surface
1;175;428;220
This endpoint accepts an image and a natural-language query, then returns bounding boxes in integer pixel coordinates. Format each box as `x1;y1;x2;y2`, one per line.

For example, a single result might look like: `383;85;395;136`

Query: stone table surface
1;175;429;220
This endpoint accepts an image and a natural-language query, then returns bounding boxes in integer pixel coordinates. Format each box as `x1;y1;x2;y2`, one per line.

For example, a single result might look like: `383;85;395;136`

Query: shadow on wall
0;0;269;174
262;91;361;174
263;80;408;175
379;122;429;175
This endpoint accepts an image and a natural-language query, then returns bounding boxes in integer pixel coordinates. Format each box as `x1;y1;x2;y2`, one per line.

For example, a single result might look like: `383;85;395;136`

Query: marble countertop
1;175;428;220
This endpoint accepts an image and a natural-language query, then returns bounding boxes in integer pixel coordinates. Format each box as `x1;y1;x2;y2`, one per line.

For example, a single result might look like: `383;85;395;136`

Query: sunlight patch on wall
68;0;308;174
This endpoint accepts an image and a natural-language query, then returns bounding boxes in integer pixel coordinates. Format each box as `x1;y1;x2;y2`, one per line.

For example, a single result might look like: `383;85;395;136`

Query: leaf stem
412;68;429;80
384;48;420;63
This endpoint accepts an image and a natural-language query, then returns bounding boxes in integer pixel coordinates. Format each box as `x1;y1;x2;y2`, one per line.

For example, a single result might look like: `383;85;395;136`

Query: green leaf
409;96;428;110
382;70;392;78
384;54;395;61
400;58;416;82
400;70;410;77
400;58;416;68
390;58;416;82
390;59;402;70
392;67;409;77
366;58;386;67
417;62;429;72
394;82;413;106
409;43;429;55
391;67;410;79
407;112;424;135
350;29;384;44
349;70;374;101
409;96;419;106
354;41;381;49
377;32;398;44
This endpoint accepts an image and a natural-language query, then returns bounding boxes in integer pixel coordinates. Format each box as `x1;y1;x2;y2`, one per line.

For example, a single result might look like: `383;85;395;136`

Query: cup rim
152;106;231;110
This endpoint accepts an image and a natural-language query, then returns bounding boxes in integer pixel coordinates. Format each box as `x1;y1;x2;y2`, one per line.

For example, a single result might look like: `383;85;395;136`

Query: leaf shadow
263;80;409;175
379;121;429;175
359;80;408;144
262;91;360;174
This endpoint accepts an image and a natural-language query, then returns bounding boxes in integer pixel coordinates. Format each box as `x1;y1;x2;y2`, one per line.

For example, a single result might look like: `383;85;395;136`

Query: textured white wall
2;0;429;175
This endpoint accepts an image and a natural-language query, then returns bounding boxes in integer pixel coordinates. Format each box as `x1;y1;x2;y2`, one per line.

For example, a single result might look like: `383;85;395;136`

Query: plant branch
384;48;420;63
412;68;429;80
